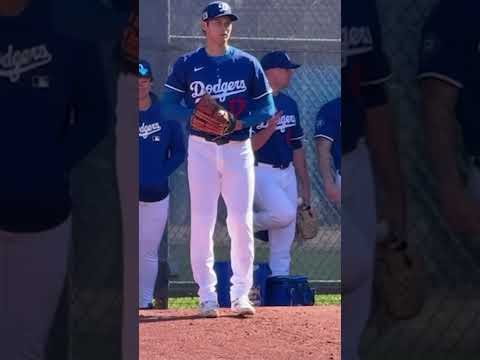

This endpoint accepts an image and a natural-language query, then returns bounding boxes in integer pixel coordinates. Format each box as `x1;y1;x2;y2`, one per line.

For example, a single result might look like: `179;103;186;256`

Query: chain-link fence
140;0;340;307
361;1;480;358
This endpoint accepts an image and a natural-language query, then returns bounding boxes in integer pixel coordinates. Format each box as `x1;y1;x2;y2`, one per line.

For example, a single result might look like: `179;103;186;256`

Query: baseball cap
202;1;238;22
261;51;301;71
138;60;153;79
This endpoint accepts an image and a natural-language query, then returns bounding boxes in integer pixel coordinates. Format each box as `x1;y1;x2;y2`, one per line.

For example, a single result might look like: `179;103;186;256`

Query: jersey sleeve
418;2;472;88
250;58;272;100
359;0;391;86
290;102;304;141
315;104;337;143
164;56;188;94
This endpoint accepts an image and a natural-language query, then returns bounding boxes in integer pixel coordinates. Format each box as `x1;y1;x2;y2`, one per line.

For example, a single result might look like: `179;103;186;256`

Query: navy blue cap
139;60;153;79
202;1;238;22
261;51;301;71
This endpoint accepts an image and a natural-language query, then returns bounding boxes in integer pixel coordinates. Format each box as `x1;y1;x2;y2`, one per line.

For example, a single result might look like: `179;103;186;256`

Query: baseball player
251;51;312;276
343;0;407;359
0;0;109;359
160;1;275;317
138;60;186;309
418;0;480;234
315;97;341;207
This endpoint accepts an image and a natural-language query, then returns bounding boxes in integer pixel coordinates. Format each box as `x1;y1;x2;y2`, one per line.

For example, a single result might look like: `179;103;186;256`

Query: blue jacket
139;101;186;202
0;0;109;232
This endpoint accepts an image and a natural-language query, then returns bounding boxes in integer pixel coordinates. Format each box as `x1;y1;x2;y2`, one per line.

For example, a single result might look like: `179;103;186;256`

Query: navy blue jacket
139;101;186;202
0;1;109;232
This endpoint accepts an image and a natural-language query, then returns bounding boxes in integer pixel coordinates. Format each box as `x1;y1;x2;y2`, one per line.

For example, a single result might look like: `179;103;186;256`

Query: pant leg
254;164;298;231
138;197;169;308
188;136;221;303
115;73;139;359
268;165;298;276
220;139;255;301
0;219;71;360
341;143;376;360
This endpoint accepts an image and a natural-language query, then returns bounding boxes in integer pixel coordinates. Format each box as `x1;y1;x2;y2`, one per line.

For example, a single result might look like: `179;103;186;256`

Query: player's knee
272;207;297;227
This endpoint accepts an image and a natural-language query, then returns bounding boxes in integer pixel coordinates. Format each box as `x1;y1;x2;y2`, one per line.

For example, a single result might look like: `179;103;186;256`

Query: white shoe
231;296;255;316
199;300;219;318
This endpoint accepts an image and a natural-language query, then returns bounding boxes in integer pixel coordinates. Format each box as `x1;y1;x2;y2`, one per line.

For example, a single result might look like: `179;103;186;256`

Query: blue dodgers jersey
0;0;108;232
418;0;480;156
139;102;185;202
315;98;341;172
253;92;304;166
165;46;272;141
342;0;391;153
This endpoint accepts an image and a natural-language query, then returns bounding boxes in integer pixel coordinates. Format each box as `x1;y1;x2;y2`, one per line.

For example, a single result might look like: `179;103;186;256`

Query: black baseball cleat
254;230;269;242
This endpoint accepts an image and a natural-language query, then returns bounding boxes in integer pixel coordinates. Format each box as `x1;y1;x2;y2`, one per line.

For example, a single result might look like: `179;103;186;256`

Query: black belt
193;134;249;145
202;135;230;145
255;160;290;169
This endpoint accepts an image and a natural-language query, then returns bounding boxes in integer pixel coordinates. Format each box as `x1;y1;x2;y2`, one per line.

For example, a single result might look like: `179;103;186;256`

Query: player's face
138;77;152;100
203;16;233;43
269;68;294;89
282;68;294;86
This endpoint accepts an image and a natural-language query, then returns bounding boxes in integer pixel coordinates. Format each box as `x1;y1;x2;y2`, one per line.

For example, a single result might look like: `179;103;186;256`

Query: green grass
315;294;341;305
167;294;340;309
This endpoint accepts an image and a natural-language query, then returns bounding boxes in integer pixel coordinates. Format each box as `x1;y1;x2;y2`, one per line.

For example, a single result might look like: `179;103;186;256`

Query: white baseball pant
342;142;377;360
253;163;298;276
188;135;255;303
138;197;169;308
0;219;71;360
115;72;139;359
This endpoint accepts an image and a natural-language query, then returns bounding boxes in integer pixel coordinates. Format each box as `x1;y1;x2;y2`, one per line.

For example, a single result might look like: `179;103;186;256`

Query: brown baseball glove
374;231;427;320
191;95;237;137
296;205;319;240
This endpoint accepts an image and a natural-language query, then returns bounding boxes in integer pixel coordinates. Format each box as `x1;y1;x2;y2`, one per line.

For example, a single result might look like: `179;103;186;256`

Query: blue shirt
342;0;391;153
418;0;480;155
252;92;304;167
165;46;272;141
315;98;341;172
0;1;109;232
139;101;186;202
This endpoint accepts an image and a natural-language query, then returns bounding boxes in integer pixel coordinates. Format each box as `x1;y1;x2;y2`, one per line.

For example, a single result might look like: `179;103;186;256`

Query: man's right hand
266;111;283;133
325;181;341;207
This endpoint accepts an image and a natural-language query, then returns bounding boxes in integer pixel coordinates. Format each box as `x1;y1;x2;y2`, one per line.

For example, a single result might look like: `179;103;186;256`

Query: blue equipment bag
265;275;315;306
214;261;272;307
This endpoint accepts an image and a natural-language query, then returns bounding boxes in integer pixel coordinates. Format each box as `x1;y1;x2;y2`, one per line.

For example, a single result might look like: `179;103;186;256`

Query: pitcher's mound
140;306;340;360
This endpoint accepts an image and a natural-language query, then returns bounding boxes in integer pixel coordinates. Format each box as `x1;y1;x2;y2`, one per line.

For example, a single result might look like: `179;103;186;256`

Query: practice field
140;306;340;360
167;294;341;309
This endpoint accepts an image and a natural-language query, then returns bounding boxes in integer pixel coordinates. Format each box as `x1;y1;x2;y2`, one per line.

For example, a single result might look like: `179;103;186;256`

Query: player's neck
270;85;281;96
205;40;229;56
139;96;151;111
0;0;29;16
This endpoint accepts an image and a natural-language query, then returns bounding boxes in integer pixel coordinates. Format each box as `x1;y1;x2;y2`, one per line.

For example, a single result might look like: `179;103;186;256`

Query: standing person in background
251;50;312;276
0;0;109;359
138;60;185;309
315;97;341;207
160;1;275;317
342;0;407;359
418;0;480;234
